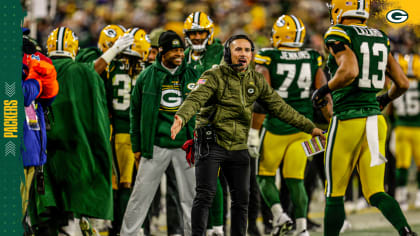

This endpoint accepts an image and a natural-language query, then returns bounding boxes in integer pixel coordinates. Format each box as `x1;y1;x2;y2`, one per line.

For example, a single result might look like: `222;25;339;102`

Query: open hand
171;115;183;140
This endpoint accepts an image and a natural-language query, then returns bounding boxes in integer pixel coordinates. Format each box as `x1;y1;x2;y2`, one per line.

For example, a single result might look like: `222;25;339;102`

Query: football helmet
271;15;306;48
47;27;79;59
98;24;127;53
183;12;215;52
123;28;151;62
327;0;370;25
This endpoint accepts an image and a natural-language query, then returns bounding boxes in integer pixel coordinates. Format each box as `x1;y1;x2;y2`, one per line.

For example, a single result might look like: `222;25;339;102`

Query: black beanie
158;30;185;55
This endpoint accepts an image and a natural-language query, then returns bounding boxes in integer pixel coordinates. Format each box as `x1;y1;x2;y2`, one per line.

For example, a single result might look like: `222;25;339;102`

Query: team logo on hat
172;39;180;46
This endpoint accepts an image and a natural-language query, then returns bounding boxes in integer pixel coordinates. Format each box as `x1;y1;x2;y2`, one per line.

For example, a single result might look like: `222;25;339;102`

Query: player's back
108;62;136;133
256;47;321;134
325;24;390;119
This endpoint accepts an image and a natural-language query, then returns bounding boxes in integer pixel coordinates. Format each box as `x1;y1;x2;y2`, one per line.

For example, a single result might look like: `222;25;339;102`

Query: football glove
247;128;260;158
376;93;392;111
311;84;331;109
101;33;134;64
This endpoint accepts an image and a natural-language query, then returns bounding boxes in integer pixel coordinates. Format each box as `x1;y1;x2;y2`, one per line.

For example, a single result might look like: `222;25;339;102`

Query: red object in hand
26;55;58;99
182;139;195;167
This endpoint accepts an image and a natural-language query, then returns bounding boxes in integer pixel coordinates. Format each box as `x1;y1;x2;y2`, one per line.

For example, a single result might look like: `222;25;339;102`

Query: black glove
312;84;332;109
376;93;392;110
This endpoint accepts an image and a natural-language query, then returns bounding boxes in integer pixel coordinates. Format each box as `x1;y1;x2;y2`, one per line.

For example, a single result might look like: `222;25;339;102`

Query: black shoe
307;218;321;231
247;222;261;236
401;226;418;236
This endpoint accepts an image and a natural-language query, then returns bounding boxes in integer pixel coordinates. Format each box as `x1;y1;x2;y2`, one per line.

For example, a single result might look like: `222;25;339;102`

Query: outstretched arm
171;72;218;139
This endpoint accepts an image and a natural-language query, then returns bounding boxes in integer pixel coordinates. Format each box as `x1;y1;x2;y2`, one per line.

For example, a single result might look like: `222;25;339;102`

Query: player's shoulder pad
303;48;323;67
255;47;275;65
324;25;351;45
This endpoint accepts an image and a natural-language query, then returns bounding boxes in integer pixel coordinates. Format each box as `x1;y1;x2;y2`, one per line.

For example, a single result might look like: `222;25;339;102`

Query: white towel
366;115;387;167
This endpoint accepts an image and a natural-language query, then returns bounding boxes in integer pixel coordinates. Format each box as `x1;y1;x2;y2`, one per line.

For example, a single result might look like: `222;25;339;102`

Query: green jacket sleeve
257;73;316;134
176;71;218;125
130;75;143;153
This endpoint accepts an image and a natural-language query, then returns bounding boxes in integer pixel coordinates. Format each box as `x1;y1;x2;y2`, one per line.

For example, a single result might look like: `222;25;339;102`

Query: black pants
191;142;250;236
248;157;260;224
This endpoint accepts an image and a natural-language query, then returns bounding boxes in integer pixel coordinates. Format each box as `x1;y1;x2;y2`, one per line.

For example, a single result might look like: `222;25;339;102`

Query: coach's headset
223;34;255;66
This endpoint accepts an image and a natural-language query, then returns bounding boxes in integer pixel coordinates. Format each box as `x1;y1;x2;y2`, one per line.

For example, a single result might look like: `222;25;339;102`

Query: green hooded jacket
40;58;113;220
176;61;317;151
130;55;198;158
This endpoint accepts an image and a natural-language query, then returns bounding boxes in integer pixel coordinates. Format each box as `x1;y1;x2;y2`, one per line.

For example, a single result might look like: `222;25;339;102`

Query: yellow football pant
394;126;420;169
112;133;136;189
324;116;387;201
258;130;310;179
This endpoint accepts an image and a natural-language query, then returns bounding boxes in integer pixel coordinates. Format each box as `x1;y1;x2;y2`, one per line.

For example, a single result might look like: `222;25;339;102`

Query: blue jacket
22;79;53;167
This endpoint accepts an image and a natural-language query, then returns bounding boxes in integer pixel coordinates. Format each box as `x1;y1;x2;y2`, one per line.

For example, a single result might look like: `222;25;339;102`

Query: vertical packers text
4;100;18;138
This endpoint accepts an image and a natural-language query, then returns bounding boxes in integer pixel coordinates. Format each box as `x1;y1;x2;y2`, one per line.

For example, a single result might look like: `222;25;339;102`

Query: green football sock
113;188;132;232
285;178;308;218
324;196;345;236
211;178;224;226
118;188;132;219
396;168;408;186
369;192;411;235
256;175;280;207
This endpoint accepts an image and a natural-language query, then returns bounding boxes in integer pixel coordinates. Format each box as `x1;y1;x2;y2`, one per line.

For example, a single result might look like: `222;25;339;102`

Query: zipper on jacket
235;74;246;149
239;75;246;107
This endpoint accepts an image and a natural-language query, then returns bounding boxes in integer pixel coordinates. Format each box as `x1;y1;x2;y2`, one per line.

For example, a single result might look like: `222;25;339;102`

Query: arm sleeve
257;74;316;134
324;26;351;46
130;76;143;153
176;71;218;125
22;79;41;106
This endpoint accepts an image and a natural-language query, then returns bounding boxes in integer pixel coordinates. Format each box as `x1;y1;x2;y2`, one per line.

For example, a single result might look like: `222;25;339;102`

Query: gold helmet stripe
290;15;303;44
57;27;66;51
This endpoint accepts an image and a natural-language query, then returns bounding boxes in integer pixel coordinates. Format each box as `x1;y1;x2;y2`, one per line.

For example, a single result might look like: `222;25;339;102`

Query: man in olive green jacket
171;35;324;236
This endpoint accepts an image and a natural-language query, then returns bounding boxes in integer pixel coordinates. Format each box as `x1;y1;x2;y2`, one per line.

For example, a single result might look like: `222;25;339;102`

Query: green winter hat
149;28;165;48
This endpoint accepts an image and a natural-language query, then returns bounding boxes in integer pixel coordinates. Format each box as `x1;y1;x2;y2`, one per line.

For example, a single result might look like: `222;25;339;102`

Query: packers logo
276;16;286;27
172;39;180;46
247;87;255;95
161;89;182;108
187;83;196;90
104;29;117;38
386;9;408;23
